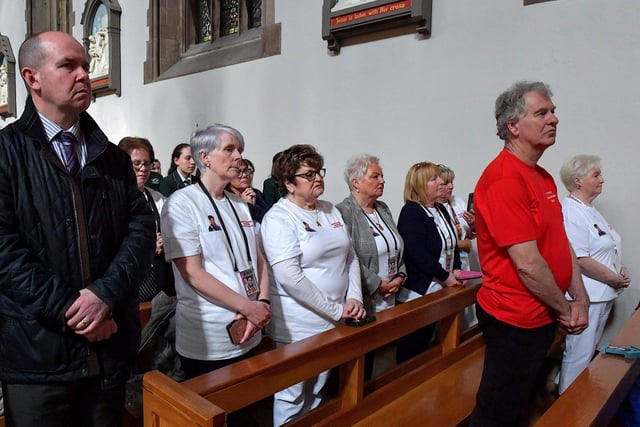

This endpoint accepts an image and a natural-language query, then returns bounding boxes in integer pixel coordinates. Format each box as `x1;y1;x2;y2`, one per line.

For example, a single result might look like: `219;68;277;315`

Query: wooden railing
143;283;483;427
535;309;640;427
143;282;483;426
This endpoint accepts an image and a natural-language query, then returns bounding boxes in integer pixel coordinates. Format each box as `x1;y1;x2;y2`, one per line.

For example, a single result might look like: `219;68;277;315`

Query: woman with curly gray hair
557;154;630;394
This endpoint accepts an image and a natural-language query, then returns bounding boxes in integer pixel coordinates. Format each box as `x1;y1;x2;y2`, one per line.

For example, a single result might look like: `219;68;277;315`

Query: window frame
144;0;281;84
80;0;122;98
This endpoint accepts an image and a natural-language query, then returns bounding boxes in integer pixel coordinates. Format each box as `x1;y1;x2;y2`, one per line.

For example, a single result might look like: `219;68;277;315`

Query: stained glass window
198;0;212;42
221;0;239;36
248;0;262;28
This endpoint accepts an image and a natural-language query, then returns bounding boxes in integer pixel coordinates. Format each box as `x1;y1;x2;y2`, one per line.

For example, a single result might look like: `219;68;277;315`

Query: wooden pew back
143;282;481;426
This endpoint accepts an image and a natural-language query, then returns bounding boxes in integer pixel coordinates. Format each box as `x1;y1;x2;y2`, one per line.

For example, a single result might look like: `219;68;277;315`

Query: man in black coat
0;31;155;426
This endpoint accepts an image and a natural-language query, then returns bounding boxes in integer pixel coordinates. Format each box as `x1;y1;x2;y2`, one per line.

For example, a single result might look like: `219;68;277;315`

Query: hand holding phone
467;192;474;213
226;318;248;345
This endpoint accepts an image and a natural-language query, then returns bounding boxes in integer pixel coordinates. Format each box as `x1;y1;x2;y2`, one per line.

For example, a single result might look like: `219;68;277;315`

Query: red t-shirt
474;149;572;328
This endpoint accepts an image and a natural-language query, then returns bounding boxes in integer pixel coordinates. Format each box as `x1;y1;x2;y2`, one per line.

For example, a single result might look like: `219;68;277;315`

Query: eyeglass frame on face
132;161;152;170
238;168;255;177
294;168;326;182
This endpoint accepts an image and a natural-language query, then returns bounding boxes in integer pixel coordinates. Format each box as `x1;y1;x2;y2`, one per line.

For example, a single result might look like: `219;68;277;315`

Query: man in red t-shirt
469;81;589;427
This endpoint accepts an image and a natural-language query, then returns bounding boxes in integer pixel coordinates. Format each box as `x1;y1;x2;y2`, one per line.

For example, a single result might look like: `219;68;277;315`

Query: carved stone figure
0;62;8;106
88;29;109;78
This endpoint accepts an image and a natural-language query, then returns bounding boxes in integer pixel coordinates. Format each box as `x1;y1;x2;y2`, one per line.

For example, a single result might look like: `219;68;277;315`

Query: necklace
369;210;384;230
314;209;321;227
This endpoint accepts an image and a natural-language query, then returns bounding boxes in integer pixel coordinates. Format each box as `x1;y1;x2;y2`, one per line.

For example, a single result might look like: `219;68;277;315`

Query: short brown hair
274;145;324;196
118;137;155;162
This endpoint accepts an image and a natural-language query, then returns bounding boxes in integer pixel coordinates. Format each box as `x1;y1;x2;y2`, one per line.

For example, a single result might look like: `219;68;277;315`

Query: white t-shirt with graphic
260;198;362;343
161;185;262;360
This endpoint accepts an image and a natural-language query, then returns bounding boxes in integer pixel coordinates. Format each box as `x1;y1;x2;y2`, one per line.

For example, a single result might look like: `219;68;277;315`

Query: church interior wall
1;0;638;343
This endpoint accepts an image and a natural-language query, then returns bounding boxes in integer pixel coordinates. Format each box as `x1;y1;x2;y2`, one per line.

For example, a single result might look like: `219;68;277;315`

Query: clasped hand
557;300;589;335
65;288;117;342
343;298;366;320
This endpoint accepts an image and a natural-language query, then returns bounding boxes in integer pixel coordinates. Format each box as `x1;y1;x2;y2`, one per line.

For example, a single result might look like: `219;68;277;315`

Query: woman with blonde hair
396;162;462;363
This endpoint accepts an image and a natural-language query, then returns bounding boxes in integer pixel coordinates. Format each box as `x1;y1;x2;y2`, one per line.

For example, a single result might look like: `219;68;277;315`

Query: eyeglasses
132;161;152;169
238;168;254;177
294;168;326;181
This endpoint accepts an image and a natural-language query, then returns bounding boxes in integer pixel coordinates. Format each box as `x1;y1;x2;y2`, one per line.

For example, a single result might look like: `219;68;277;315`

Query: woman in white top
558;154;631;394
260;144;365;426
438;165;475;270
438;164;478;329
161;124;271;380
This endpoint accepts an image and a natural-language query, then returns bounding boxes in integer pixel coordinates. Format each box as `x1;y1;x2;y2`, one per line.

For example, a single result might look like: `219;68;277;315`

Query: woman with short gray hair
337;154;406;313
337;154;405;379
161;124;271;380
557;154;630;393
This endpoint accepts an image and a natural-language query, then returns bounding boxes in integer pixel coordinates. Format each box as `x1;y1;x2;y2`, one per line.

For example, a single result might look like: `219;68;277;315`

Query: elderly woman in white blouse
558;154;630;394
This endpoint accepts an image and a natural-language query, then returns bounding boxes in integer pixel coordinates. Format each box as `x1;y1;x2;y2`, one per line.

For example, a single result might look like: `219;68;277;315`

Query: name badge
445;250;454;272
240;267;258;297
388;255;398;277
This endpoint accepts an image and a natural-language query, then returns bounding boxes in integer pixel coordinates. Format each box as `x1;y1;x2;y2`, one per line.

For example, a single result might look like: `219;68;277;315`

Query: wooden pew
535;309;640;427
143;282;483;426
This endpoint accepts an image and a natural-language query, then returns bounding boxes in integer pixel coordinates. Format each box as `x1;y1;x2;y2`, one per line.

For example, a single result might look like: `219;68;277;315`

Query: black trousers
178;352;259;427
469;304;556;427
179;351;255;380
2;377;125;427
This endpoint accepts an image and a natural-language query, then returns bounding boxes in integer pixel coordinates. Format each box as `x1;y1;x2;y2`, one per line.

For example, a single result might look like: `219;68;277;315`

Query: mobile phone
226;318;247;345
345;315;376;327
467;192;475;212
457;270;483;280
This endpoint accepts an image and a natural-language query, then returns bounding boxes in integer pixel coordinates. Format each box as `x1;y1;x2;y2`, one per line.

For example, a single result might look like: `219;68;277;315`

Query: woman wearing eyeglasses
260;144;365;426
118;137;175;301
557;155;630;394
226;158;268;223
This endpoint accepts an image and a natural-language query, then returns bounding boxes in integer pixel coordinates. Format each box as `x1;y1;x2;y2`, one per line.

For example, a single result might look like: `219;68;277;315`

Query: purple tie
60;132;80;179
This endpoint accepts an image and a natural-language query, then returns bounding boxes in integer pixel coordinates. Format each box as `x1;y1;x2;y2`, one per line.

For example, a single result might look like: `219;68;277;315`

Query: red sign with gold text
330;0;412;27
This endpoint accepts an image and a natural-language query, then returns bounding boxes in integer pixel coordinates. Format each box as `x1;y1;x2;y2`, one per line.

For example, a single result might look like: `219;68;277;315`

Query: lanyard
197;181;252;272
144;189;160;233
448;204;463;240
361;206;398;256
424;204;457;253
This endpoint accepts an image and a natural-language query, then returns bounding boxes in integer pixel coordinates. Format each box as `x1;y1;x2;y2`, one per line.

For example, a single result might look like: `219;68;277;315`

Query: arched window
81;0;122;98
145;0;280;83
0;34;16;120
